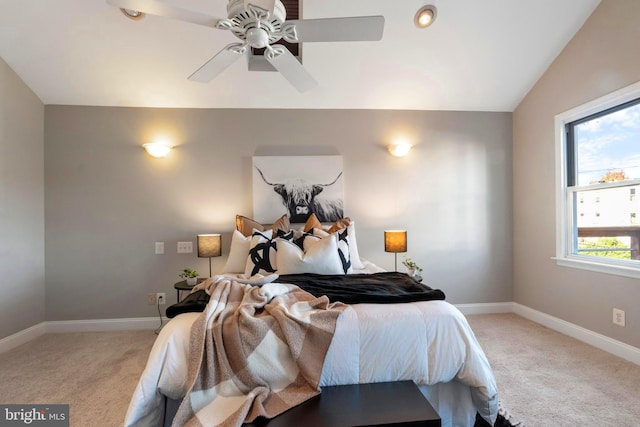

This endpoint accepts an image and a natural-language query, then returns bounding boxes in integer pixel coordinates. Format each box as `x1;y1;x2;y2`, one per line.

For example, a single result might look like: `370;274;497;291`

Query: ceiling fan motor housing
227;0;287;46
246;27;270;48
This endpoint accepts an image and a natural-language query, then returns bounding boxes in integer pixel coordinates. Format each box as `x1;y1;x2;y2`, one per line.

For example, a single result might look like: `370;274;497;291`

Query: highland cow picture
252;156;344;224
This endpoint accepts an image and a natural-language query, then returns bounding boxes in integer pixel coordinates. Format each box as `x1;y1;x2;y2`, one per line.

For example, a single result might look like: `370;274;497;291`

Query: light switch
177;241;193;253
155;242;165;254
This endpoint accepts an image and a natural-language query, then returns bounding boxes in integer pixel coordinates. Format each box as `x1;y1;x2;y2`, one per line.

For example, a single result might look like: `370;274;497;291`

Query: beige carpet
0;330;156;427
1;314;639;426
467;313;640;427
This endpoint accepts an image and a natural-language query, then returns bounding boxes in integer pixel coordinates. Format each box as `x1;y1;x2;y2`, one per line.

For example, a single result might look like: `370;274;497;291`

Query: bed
124;215;499;427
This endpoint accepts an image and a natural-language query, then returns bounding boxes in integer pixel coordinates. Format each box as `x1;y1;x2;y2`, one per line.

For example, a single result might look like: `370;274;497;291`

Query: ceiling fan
106;0;385;92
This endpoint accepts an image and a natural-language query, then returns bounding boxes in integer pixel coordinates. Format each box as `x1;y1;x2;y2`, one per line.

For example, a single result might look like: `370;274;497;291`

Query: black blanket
275;272;445;304
166;272;445;318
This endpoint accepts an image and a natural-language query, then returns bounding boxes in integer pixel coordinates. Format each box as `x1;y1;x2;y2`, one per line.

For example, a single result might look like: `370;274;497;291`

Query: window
555;81;640;278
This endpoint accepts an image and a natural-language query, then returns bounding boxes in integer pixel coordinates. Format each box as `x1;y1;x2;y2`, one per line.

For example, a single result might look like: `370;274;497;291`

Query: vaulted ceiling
0;0;601;111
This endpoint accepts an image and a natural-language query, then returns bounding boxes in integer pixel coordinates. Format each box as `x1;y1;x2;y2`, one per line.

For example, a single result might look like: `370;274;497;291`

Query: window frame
554;81;640;279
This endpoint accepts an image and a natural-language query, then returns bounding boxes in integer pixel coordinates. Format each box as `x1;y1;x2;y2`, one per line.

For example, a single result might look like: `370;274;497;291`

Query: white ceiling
0;0;600;112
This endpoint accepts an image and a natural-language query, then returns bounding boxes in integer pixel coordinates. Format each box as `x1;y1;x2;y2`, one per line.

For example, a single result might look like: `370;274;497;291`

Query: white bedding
125;263;498;427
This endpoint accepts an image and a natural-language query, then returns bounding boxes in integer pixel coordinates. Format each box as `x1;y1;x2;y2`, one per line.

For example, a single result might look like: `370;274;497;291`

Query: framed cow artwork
252;155;344;224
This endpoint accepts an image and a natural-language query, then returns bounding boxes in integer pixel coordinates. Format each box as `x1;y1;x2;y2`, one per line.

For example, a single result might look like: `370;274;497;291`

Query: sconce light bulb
143;142;172;158
388;142;413;157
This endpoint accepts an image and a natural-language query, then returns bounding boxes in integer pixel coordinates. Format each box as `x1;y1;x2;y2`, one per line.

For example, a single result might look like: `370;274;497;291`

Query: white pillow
292;230;322;251
334;227;353;274
346;221;365;270
276;233;344;275
244;229;276;276
312;222;364;270
312;228;329;238
222;230;251;273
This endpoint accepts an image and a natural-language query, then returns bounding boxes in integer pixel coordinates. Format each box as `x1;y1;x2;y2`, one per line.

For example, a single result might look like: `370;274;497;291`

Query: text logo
0;405;69;426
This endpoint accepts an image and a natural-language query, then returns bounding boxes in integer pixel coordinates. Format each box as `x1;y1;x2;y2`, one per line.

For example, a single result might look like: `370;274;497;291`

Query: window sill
553;256;640;279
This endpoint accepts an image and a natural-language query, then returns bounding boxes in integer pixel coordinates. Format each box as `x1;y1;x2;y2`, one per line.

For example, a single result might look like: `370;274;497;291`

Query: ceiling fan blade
188;44;247;83
106;0;222;28
244;0;276;17
264;45;317;93
283;16;385;43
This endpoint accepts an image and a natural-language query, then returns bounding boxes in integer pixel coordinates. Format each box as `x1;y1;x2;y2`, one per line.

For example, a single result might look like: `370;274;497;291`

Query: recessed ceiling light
414;5;437;28
120;8;145;21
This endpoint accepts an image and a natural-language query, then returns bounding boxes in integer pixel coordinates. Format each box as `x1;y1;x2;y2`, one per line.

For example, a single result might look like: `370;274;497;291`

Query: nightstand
174;278;206;302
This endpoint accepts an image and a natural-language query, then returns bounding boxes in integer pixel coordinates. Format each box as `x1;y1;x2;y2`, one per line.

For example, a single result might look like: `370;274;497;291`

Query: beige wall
44;107;513;321
0;57;45;339
513;0;640;348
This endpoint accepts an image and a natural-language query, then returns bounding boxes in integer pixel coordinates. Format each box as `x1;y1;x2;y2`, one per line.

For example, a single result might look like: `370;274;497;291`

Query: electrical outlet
177;241;193;253
157;292;166;305
613;308;625;327
147;293;156;305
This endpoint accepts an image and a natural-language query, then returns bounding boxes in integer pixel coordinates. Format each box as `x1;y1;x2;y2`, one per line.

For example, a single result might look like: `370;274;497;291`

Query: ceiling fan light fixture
414;5;437;28
246;27;270;49
120;8;145;21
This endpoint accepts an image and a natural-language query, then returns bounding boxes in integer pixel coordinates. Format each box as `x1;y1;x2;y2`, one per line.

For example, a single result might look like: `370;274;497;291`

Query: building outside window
555;82;640;278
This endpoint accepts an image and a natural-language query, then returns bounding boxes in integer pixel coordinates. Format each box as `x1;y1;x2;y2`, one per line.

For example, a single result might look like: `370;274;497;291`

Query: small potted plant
179;268;199;286
402;255;423;280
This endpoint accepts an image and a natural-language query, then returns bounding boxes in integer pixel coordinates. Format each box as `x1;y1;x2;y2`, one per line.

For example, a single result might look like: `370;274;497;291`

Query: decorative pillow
292;230;321;251
311;228;329;238
243;229;296;277
336;227;353;273
276;229;295;239
327;217;351;234
276;233;345;275
344;221;365;270
303;213;323;232
312;221;364;270
222;230;252;273
244;230;277;277
236;214;290;237
303;214;351;234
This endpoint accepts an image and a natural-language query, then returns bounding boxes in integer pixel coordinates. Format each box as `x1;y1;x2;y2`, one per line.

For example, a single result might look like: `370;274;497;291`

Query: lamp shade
197;234;221;258
384;230;407;253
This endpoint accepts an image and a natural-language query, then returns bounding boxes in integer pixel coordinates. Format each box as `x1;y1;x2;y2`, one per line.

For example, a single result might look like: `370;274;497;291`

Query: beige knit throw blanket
172;279;346;427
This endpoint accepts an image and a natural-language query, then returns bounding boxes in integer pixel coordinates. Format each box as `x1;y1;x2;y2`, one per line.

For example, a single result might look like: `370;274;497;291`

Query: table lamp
197;234;221;277
384;230;407;271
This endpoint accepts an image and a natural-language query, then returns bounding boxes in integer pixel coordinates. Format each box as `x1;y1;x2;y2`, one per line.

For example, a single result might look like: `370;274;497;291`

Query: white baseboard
0;322;47;354
46;317;168;333
455;302;515;315
513;303;640;366
0;317;167;353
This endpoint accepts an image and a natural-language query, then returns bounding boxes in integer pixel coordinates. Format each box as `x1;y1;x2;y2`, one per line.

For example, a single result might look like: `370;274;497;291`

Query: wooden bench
247;380;441;427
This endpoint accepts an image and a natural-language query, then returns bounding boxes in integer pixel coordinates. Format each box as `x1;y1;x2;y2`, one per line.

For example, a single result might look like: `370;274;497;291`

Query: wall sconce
387;142;413;157
143;142;172;158
384;230;407;271
120;8;145;20
415;5;437;28
197;234;222;277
